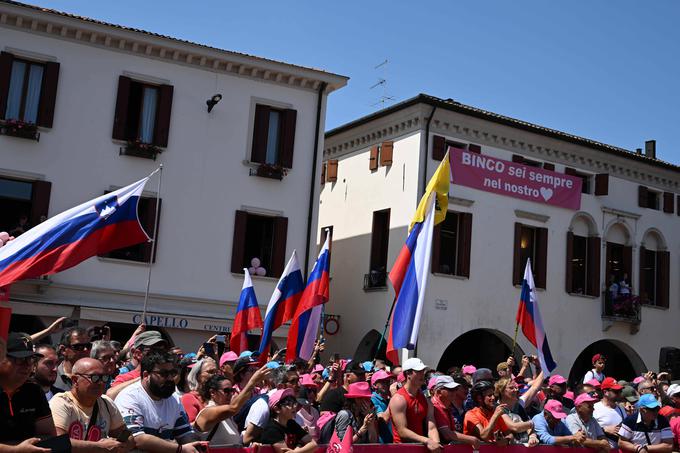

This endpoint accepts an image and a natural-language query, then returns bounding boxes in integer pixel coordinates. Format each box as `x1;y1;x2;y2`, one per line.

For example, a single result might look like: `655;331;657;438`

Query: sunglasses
69;343;92;351
280;398;299;408
218;387;235;394
76;374;111;384
151;369;179;379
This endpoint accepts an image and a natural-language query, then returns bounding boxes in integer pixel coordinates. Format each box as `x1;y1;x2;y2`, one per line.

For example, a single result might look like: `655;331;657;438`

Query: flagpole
373;295;397;362
512;322;519;355
142;164;163;319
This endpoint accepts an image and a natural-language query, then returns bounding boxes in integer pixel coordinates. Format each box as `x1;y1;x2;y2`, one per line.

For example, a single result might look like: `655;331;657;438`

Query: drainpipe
304;82;328;273
422;105;437;197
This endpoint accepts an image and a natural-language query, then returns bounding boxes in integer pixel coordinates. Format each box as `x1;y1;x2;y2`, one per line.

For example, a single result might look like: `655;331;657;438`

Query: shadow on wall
567;339;646;386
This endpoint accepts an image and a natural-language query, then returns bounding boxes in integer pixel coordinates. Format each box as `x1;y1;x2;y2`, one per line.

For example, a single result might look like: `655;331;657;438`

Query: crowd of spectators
1;321;680;453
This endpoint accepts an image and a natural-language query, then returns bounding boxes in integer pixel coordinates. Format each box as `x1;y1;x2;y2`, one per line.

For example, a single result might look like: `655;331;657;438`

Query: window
112;76;173;147
100;196;160;263
513;223;548;288
432;135;481;160
0;176;51;235
0;52;60;127
366;209;390;289
231;210;287;277
431;211;472;277
605;242;632;291
565;232;600;296
251;104;297;168
564;168;591;194
638;186;660;210
639;244;669;308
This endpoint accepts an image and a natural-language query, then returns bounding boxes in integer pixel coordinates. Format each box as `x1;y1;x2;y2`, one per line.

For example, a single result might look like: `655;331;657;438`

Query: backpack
233;394;269;432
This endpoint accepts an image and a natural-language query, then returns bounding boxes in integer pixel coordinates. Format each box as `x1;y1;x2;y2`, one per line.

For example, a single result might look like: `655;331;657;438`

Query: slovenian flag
257;250;304;356
516;259;557;374
0;177;150;287
230;269;263;354
285;234;331;362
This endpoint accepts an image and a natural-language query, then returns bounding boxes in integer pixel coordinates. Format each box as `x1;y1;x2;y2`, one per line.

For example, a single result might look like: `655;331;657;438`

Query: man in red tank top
388;358;441;452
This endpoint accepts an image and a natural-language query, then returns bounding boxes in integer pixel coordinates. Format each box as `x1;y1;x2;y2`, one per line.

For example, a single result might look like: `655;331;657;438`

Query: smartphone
37;434;71;453
216;341;226;358
215;335;226;343
117;429;132;442
203;342;214;357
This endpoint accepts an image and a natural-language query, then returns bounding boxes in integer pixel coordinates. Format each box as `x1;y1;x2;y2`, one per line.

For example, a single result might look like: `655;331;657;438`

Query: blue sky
34;1;680;163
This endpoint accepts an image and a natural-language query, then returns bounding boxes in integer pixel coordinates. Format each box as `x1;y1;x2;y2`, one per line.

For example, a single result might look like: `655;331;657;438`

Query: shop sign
450;147;582;210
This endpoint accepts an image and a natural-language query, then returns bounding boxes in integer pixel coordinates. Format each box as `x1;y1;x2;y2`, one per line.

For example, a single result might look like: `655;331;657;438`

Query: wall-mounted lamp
206;94;222;113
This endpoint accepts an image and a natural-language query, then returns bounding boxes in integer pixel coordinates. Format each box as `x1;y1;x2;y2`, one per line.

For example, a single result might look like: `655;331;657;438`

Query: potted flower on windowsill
121;139;162;160
254;163;287;180
0;119;40;140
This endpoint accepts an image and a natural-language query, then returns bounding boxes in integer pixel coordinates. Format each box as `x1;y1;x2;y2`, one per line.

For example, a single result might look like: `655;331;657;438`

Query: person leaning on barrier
463;380;511;444
494;376;544;446
259;388;317;453
565;393;610;453
531;399;586;446
618;394;673;453
431;375;480;448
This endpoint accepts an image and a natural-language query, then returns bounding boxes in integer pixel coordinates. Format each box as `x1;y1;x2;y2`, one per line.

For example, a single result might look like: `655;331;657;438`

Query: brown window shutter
663;192;674;214
251;104;270;164
369;146;379;171
432;135;446;161
279;109;297;168
380;141;393;166
638;186;648;208
0;52;13;120
468;144;481;154
543;163;555;171
326;159;338;182
656;250;670;308
565;231;573;293
564;167;578;176
594;174;609;196
29;180;52;226
586;236;601;297
112;76;131;140
153;84;173;147
535;227;548;289
270;216;288;278
230;210;248;274
638;246;648;302
457;213;472;278
512;155;524;164
36;61;60;128
677;195;680;217
320;162;326;185
623;246;633;280
431;222;442;274
512;223;522;286
141;198;162;263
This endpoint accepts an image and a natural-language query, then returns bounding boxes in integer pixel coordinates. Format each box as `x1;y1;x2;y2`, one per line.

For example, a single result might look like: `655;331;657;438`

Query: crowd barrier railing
209;443;619;453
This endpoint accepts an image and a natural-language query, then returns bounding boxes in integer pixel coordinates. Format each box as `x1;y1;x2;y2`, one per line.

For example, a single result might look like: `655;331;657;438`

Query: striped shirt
618;413;673;446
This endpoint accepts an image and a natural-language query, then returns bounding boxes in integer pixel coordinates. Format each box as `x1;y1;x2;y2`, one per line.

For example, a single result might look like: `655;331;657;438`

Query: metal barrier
210;444;616;453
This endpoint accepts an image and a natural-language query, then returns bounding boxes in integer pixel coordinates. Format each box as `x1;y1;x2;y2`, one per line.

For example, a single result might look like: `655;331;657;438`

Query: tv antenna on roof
370;59;395;109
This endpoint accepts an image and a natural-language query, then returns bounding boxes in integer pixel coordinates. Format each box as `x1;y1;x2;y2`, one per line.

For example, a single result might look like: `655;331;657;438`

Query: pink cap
268;388;295;408
312;364;324;374
586;378;602;389
427;376;438;391
563;391;575;401
300;374;318;389
462;365;477;374
397;372;405;383
544;399;567;419
548;374;567;386
345;382;372;399
370;370;392;386
219;351;239;367
574;393;598;406
339;359;349;371
633;376;646;384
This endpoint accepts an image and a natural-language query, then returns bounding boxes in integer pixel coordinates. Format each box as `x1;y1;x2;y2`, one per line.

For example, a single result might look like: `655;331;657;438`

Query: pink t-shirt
670;417;680;450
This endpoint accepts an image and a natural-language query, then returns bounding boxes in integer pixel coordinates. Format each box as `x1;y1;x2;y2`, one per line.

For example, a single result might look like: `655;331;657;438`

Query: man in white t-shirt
115;351;206;453
583;354;606;384
593;377;626;448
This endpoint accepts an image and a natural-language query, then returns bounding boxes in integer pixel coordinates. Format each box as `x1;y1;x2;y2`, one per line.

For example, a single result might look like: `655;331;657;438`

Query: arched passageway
437;328;525;373
568;339;646;386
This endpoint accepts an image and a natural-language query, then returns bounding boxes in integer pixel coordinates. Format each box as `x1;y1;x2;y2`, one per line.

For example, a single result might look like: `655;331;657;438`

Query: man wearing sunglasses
107;331;167;400
50;358;132;452
55;327;92;391
618;394;673;453
0;332;56;449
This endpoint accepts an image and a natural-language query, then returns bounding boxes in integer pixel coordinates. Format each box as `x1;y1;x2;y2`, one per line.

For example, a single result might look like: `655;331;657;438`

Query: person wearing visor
618;394;673;453
260;388;317;452
0;332;56;449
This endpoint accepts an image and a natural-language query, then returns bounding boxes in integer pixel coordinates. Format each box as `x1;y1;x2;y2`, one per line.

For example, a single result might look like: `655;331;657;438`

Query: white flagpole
142;164;163;319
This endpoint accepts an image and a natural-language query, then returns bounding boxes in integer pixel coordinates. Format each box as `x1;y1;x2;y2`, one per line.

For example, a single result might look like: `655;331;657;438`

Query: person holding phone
49;358;133;452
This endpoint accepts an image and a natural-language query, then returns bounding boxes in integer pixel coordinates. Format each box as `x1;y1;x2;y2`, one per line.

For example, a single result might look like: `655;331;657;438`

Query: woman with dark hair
334;382;378;443
193;365;269;446
260;388;317;452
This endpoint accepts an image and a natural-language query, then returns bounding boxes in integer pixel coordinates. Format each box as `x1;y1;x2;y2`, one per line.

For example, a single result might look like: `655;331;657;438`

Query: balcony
601;292;641;334
364;270;387;291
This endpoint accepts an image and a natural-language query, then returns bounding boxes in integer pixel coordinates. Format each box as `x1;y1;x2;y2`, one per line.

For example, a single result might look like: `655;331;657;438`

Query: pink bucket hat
312;364;324;374
300;374;318;389
370;370;392;386
219;351;239;367
345;382;372;399
268;388;295;408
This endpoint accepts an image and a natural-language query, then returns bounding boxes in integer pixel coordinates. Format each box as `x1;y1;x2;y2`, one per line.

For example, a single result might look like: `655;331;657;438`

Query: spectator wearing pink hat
295;374;320;440
532;399;586;445
583;354;606;384
565;393;609;452
219;351;238;379
462;365;477;384
259;388;317;451
333;382;378;444
593;377;626;448
546;374;574;410
370;370;393;443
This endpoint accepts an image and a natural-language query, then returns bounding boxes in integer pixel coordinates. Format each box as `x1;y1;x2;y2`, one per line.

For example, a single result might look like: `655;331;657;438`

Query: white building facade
320;94;680;383
0;1;347;349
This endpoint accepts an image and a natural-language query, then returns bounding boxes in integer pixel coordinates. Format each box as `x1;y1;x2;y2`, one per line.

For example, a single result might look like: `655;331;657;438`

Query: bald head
72;357;103;375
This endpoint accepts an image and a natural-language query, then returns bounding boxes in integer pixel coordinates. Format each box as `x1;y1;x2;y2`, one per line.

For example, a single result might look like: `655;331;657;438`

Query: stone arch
568;339;646;386
569;211;599;236
437;328;525;373
603;220;633;246
641;228;667;251
352;329;386;363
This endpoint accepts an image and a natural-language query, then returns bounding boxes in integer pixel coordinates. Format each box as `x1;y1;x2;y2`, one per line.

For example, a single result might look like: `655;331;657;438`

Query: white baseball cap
402;357;427;372
667;384;680;397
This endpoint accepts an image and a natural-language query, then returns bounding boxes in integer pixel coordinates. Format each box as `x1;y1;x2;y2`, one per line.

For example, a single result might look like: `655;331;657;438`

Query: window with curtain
265;110;281;164
5;59;44;123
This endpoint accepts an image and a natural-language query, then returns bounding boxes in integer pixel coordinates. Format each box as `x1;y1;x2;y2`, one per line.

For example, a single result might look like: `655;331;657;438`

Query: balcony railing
602;291;641;332
364;270;387;290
